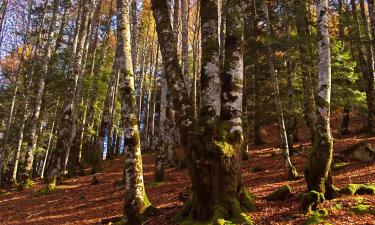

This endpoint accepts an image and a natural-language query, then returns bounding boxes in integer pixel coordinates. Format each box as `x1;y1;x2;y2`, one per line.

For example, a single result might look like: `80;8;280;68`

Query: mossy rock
350;203;375;215
301;191;325;213
266;185;292;201
339;184;375;195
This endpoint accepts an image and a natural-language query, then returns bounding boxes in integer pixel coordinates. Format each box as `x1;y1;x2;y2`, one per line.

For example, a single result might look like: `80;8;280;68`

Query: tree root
301;191;325;213
177;188;255;225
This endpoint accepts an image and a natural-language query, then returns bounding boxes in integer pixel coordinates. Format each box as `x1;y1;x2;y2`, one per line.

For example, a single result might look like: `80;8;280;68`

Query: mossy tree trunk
117;0;153;223
153;0;253;223
303;0;338;211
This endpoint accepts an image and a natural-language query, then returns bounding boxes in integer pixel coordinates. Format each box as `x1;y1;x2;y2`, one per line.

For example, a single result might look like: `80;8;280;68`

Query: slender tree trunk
359;0;375;132
41;102;60;179
155;73;167;181
12;0;49;185
48;0;91;184
262;1;298;180
23;0;59;183
294;0;317;143
303;0;338;212
131;0;138;73
181;0;189;89
118;0;154;223
0;0;8;48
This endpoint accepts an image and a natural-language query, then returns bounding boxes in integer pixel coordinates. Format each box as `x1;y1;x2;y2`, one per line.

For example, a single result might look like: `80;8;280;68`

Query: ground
0;117;375;224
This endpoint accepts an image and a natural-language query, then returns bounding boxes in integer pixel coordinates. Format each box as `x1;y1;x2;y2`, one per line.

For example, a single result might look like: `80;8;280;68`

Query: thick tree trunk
117;0;154;223
303;0;338;212
152;0;253;223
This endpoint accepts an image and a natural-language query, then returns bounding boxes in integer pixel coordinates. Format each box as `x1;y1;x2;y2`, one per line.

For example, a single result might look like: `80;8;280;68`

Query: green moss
179;197;253;225
339;184;375;195
350;204;375;215
288;166;300;180
147;181;165;188
332;162;350;171
239;187;257;211
266;185;292;201
331;203;342;211
213;141;235;158
301;191;325;213
36;179;57;195
304;209;328;225
22;178;33;189
250;165;263;173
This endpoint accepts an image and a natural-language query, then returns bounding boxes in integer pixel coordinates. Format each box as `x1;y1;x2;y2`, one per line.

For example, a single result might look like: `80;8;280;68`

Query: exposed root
301;191;325;213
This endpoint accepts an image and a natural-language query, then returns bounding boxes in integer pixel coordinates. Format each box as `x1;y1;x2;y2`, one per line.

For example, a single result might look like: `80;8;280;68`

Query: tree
23;0;59;184
294;0;317;143
48;0;91;185
152;0;253;223
117;0;154;223
261;1;298;180
302;0;338;212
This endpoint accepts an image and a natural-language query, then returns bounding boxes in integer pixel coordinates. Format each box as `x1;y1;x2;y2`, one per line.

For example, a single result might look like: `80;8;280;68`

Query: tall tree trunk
155;73;167;181
262;1;298;180
131;0;138;72
48;0;91;185
181;0;189;89
152;0;253;223
12;0;49;185
41;101;60;179
294;0;317;143
117;0;154;223
97;48;119;165
359;0;375;132
0;0;8;48
23;0;59;183
303;0;338;212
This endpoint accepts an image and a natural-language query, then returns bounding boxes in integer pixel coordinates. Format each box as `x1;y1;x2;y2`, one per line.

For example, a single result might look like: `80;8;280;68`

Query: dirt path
1;133;375;224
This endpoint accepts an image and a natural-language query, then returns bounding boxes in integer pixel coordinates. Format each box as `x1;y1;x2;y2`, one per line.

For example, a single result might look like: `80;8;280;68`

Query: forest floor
1;118;375;224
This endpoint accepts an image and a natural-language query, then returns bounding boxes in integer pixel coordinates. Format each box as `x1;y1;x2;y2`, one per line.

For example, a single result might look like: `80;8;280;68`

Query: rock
266;185;292;201
339;184;375;195
341;142;375;162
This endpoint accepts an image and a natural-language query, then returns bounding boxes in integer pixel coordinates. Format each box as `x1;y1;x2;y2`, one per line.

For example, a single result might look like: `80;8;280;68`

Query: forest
0;0;375;224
